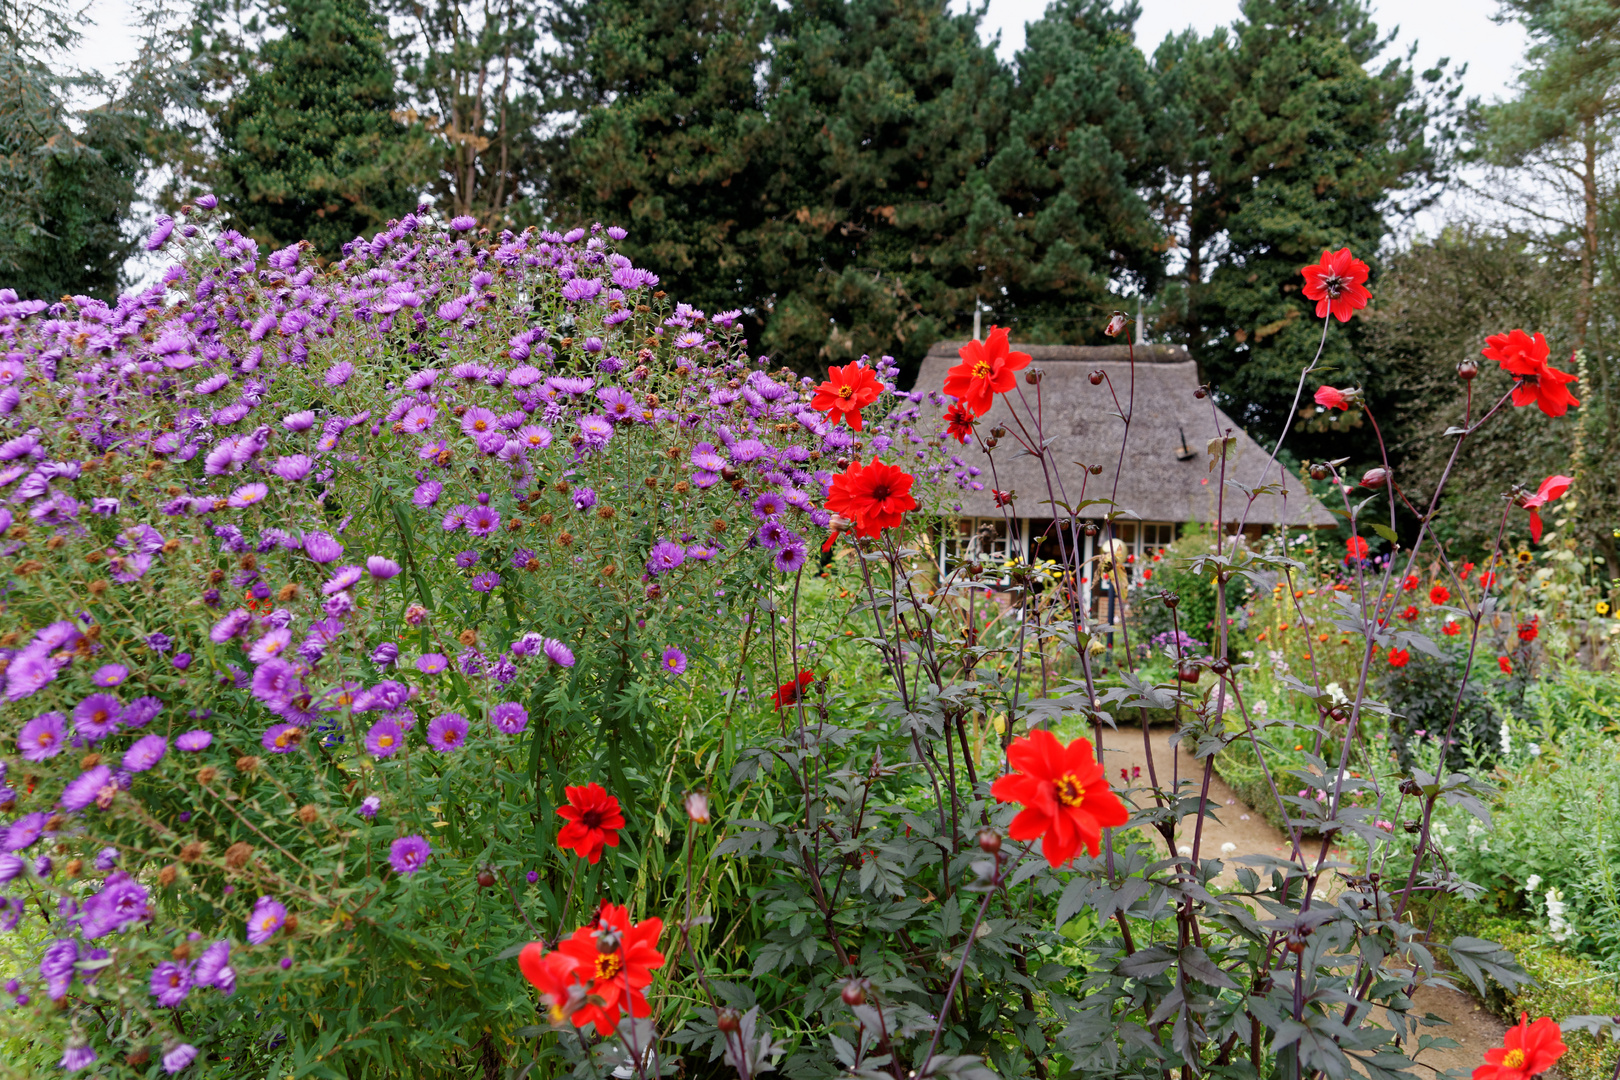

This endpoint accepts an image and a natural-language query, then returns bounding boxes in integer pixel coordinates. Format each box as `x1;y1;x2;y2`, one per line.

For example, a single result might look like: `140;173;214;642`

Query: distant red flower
1387;648;1411;668
1345;536;1369;561
811;362;882;431
1482;330;1580;418
1443;620;1462;636
1461;561;1476;581
944;401;976;444
1520;474;1573;543
1301;248;1371;322
1473;1014;1567;1080
1480;571;1497;589
992;489;1014;508
556;902;665;1035
1402;574;1419;591
773;670;814;709
518;944;581;1026
1314;386;1351;410
1399;605;1419;621
1517;619;1539;643
555;783;625;864
990;730;1129;868
1429;585;1450;605
943;326;1031;417
824;457;917;538
1498;656;1513;674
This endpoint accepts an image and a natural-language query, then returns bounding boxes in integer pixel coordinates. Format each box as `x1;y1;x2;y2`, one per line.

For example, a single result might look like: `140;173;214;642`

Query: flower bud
990;425;1006;439
1194;386;1208;399
1308;463;1330;481
684;789;710;824
1024;367;1043;385
1104;311;1128;337
1360;467;1390;488
1088;369;1104;386
1162;592;1180;610
977;828;1001;854
841;979;867;1006
1456;359;1479;381
477;869;496;888
716;1008;742;1032
1211;658;1231;675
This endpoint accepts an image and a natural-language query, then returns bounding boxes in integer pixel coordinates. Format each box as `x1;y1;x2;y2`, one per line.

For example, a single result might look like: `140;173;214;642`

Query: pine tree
1152;0;1449;447
213;0;424;256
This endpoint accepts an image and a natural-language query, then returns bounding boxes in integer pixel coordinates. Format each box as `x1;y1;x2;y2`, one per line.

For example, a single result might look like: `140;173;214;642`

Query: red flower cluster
991;730;1129;868
518;903;666;1035
555;783;626;864
825;457;917;538
1301;248;1371;322
811;362;882;431
1482;330;1579;417
1473;1014;1566;1080
943;326;1030;416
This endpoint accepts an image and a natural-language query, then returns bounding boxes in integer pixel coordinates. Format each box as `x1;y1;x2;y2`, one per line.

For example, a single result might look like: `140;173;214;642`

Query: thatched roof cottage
914;340;1335;581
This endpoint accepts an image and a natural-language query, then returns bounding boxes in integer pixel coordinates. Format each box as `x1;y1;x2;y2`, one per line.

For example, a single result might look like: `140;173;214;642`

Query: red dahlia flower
942;326;1030;417
772;670;814;709
1443;620;1462;636
1473;1013;1567;1080
1519;474;1572;543
990;730;1129;868
555;782;625;864
1314;386;1352;410
1346;536;1369;561
517;943;580;1026
1429;585;1450;605
811;362;882;431
1301;248;1371;322
1399;605;1419;621
1388;648;1410;668
1482;330;1580;417
944;401;976;444
1517;619;1539;643
556;902;665;1035
1498;656;1513;674
824;457;917;538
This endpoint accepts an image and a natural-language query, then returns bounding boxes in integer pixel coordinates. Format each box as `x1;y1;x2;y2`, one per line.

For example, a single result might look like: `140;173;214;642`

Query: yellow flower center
972;360;993;379
595;952;624;981
1502;1050;1526;1070
92;709;109;724
473;419;488;431
39;732;54;746
378;735;395;749
1055;773;1086;808
837;384;854;400
274;732;291;749
266;639;284;654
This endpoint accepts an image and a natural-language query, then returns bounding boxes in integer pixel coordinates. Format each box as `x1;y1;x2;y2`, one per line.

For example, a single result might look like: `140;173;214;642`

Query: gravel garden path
1098;722;1513;1078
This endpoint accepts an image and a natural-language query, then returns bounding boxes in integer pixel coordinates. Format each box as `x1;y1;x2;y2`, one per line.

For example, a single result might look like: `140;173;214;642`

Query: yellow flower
1597;601;1612;617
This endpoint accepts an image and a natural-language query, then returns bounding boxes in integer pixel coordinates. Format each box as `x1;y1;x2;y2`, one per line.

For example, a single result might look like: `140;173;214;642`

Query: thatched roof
915;341;1335;528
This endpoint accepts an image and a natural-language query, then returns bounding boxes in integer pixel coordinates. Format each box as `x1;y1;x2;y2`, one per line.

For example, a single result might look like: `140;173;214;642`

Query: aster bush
0;212;1582;1080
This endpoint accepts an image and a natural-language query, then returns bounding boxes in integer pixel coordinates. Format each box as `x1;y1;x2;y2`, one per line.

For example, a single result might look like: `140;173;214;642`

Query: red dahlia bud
1456;359;1479;381
477;869;496;888
977;828;1001;854
841;979;867;1006
1308;463;1330;481
1104;311;1128;337
716;1008;741;1032
1088;369;1104;385
1360;467;1390;488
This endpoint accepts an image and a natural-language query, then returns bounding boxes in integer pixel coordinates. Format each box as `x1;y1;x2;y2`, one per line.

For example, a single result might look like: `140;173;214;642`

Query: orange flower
1429;585;1450;605
811;362;883;431
943;401;976;444
990;730;1129;867
942;326;1030;417
1482;330;1580;417
824;457;917;538
556;903;666;1035
518;944;580;1026
1473;1013;1566;1080
555;783;626;864
1300;248;1371;322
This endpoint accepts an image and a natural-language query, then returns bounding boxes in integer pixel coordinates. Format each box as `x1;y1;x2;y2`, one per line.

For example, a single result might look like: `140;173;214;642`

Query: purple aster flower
6;645;60;700
175;730;212;752
59;1042;97;1072
282;410;316;431
18;712;66;761
450;215;477;231
150;960;193;1006
471;571;500;593
326;361;355;386
194;939;231;989
323;565;364;594
93;847;119;871
210;608;252;643
465;506;500;536
371;642;399;666
359;795;380;818
227;482;268;507
73;693;123;740
122;735;167;773
489;702;528;734
146;632;173;652
598;386;636;420
691;443;725;471
775;542;808;573
389;834;432;875
248;628;293;664
561;277;602;302
40;938;78;999
416;653;448;674
366;556;401;579
262;724;302;753
3;812;48;852
543;638;574;667
454;549;480;569
80;873;151;938
413;479;443;508
752;491;786;519
577;414;613;448
246;895;286;944
661;647;687;675
401;403;436;433
61;765;115;812
365;719;404;758
516;423;551;450
92;663;129;688
427;713;469;752
273;454;313;481
442;504;471;531
122;697;163;729
571;487;598;512
645;540;686;576
511;548;537;570
461;407;499;438
303;531;343;563
0;854;23;883
172;652;193;670
163;1043;198;1073
756;521;789;549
